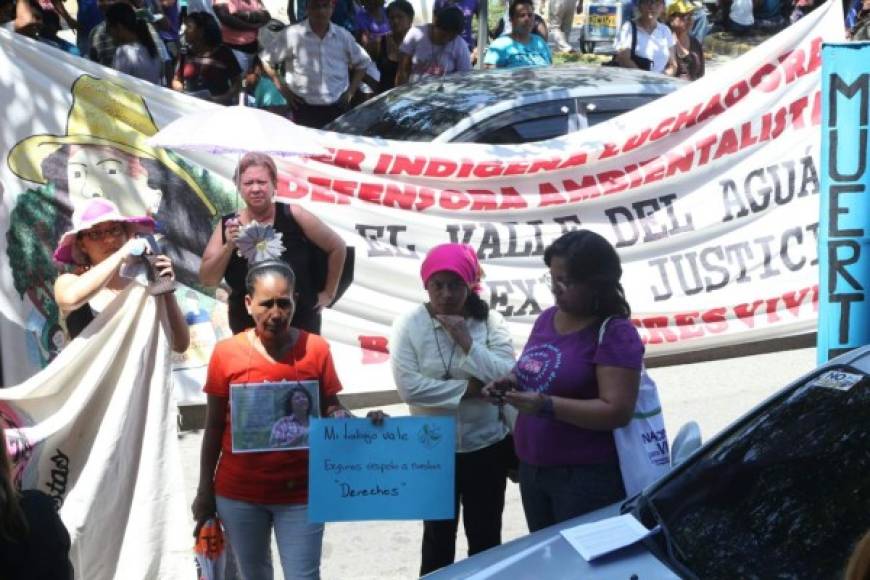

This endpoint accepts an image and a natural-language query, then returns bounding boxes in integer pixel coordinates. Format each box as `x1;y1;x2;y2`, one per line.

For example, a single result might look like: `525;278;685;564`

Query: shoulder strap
630;20;637;54
597;315;615;345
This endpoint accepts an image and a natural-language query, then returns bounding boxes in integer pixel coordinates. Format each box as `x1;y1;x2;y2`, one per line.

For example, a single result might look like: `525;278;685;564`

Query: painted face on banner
66;145;162;217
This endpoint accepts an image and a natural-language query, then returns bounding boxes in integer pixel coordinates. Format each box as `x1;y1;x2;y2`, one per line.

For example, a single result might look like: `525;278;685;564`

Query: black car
325;65;686;144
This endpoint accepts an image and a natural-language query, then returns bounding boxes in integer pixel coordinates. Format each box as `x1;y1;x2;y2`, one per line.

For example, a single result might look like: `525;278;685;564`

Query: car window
324;98;469;141
580;95;659;126
458;95;663;144
639;367;869;579
456;99;582;144
474;114;579;145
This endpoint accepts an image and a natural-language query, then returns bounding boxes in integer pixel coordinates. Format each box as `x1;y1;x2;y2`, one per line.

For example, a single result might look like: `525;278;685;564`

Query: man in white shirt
265;0;371;128
728;0;754;34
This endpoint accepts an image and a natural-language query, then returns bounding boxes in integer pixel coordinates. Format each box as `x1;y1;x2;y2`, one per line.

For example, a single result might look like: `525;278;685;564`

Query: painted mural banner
0;2;845;400
818;42;870;362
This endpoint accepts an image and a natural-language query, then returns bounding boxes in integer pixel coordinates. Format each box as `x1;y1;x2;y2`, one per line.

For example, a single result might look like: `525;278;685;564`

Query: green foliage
6;185;63;300
233;430;272;450
488;0;505;29
170;153;239;222
6;185;65;365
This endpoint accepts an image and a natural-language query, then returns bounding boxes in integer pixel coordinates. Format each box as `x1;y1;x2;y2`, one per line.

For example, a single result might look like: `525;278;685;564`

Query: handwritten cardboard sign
308;417;455;522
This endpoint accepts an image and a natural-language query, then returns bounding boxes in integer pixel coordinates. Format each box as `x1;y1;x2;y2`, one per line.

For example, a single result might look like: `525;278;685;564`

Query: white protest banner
0;286;189;579
0;2;844;401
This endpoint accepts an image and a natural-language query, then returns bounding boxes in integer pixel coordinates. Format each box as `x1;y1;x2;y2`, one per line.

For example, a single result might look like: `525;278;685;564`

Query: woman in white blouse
613;0;677;75
391;243;516;576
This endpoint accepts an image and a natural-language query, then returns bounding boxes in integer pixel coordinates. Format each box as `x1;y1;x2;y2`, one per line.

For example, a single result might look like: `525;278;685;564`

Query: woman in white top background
613;0;677;75
390;243;516;576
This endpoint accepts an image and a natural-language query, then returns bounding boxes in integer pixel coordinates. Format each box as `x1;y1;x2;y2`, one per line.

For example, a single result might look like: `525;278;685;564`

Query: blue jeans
216;496;324;580
691;6;710;41
518;462;625;532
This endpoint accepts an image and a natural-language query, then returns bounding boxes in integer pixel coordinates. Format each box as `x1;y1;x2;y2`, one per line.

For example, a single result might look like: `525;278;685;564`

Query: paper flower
235;221;286;263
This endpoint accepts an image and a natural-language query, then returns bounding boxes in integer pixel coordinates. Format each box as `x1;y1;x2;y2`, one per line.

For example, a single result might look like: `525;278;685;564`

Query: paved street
177;347;817;579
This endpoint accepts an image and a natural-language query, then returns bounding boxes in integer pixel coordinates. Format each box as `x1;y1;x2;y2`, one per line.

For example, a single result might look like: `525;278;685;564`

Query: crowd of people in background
3;0;870;118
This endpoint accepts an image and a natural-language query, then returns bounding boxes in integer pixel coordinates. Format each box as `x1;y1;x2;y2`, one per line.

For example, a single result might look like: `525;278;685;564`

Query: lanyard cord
431;320;456;380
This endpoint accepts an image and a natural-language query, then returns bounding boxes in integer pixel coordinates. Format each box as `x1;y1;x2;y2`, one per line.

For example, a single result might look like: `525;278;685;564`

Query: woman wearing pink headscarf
390;243;516;575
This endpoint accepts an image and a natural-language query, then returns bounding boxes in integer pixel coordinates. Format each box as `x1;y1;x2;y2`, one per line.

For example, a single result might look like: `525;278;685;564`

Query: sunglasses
81;224;126;242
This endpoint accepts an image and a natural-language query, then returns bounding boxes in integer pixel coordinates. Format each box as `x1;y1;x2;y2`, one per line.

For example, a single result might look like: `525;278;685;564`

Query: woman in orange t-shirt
191;259;352;580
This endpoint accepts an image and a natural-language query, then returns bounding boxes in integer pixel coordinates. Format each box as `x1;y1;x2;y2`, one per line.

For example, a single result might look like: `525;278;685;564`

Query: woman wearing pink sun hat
52;198;190;351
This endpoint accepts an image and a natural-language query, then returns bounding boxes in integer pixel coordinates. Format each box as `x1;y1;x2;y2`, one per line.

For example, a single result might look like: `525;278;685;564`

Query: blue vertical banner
819;43;870;363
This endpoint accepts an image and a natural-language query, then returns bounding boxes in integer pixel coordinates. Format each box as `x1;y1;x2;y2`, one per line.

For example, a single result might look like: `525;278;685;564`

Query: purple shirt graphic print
515;343;562;392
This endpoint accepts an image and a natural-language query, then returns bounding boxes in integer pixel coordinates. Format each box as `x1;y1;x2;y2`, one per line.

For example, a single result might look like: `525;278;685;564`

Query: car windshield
325;87;498;141
636;366;869;579
325;66;682;141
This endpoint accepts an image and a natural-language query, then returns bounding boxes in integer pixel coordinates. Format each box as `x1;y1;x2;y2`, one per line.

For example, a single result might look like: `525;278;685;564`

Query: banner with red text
0;2;843;399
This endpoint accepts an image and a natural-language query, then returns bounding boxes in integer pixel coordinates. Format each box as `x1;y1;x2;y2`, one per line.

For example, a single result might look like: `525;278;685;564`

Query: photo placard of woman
390;243;516;575
268;386;313;448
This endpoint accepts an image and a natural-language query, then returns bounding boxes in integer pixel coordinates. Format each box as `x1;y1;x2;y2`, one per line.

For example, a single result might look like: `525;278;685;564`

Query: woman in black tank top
199;152;347;335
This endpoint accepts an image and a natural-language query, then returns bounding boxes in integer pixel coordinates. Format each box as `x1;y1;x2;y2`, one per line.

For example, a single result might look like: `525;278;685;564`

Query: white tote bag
598;317;671;497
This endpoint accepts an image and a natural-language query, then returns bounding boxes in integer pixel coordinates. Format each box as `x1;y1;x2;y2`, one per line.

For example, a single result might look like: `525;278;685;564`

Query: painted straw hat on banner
53;198;155;265
6;74;214;215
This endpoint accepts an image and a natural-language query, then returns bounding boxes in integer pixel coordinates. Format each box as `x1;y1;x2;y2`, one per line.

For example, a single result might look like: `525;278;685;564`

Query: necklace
431;319;457;380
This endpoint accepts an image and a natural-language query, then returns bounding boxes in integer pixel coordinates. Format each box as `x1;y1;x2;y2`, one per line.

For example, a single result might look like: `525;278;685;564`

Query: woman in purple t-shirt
484;230;644;532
